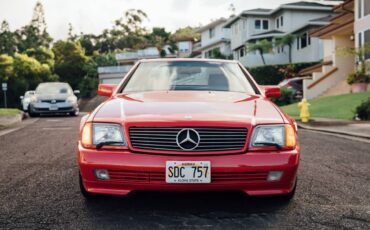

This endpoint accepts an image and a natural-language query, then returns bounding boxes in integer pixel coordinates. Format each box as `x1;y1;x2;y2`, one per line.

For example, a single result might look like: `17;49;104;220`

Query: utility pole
2;83;7;108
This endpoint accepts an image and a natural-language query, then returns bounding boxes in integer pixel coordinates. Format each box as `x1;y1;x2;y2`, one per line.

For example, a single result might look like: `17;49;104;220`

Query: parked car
20;91;35;112
78;59;299;201
28;82;80;117
278;77;310;100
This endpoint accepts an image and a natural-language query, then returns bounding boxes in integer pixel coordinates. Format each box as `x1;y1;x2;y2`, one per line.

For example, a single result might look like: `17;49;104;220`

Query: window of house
280;16;284;27
297;37;300;50
365;29;370;59
263;20;269;30
209;27;215;38
301;33;308;49
276;18;280;29
308;36;311;45
365;0;370;16
255;20;261;29
358;0;363;18
240;47;244;57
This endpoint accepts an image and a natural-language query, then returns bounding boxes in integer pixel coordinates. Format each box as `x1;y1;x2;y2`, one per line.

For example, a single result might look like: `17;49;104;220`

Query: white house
223;2;334;67
355;0;370;61
195;18;232;58
300;0;355;99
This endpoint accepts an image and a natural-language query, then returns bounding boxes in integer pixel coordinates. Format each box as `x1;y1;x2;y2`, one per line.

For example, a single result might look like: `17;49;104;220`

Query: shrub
272;87;294;106
247;62;318;85
347;71;370;85
355;97;370;120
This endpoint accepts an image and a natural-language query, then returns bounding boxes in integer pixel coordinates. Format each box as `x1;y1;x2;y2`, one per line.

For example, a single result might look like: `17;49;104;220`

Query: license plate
49;105;58;111
166;161;211;183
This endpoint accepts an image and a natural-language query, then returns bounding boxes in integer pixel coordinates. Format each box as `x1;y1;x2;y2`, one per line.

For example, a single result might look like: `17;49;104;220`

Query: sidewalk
297;118;370;139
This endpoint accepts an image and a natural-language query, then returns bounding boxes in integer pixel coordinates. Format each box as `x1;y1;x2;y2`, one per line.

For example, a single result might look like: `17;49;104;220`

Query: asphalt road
0;115;369;229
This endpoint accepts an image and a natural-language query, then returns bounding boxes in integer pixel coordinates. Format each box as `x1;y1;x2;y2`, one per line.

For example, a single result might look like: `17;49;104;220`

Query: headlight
67;97;77;103
81;123;126;149
250;124;296;149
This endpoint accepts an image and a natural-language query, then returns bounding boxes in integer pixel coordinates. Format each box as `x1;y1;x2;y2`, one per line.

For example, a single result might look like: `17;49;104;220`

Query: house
355;0;370;62
195;18;232;58
223;1;334;67
98;47;176;84
176;37;195;58
300;0;355;99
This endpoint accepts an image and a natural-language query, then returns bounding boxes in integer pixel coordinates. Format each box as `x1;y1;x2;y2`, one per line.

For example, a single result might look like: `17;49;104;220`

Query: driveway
0;115;369;229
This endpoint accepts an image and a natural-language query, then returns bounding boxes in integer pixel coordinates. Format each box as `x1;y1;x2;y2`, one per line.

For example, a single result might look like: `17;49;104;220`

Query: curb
0;113;23;130
297;123;370;140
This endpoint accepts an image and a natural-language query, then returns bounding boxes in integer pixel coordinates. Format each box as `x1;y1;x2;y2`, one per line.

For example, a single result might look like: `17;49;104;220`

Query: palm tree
246;39;272;65
275;34;297;63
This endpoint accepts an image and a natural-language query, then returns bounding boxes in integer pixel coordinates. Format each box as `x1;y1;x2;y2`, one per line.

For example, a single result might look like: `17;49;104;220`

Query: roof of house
224;1;334;28
309;15;333;22
252;30;285;36
284;1;329;7
195;18;227;33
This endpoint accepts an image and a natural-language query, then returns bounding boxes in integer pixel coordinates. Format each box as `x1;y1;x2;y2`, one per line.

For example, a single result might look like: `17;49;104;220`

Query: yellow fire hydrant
298;98;310;123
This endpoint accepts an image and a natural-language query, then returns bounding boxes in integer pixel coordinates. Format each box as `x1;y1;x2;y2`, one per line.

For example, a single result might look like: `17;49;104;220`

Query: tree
52;40;88;90
0;21;18;55
16;1;52;52
0;54;14;81
275;34;297;63
172;26;200;41
246;39;272;65
24;47;55;69
146;27;176;57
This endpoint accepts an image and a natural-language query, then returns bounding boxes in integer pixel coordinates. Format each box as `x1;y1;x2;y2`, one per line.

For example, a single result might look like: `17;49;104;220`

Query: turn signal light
81;122;93;148
285;124;296;149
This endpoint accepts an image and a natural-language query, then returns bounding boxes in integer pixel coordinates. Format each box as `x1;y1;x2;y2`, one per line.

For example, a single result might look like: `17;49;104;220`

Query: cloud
0;0;336;39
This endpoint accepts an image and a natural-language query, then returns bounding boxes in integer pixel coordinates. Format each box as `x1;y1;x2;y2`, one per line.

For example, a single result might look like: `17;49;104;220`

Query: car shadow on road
82;191;292;216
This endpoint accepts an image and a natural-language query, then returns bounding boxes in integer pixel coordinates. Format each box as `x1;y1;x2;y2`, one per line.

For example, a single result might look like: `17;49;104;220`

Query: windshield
36;83;72;95
122;61;256;93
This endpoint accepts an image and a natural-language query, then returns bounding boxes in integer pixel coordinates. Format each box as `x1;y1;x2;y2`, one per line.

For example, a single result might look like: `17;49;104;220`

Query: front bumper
78;144;299;196
30;102;78;114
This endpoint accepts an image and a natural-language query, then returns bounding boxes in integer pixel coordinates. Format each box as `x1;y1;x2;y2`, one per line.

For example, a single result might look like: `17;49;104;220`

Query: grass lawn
281;92;370;120
0;108;22;116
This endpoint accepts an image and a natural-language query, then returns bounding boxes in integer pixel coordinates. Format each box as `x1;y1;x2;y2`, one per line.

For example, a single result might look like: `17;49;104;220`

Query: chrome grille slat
129;127;248;152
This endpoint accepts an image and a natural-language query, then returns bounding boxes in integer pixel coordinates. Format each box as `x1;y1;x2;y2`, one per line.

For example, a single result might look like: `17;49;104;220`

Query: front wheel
28;106;39;117
70;108;80;116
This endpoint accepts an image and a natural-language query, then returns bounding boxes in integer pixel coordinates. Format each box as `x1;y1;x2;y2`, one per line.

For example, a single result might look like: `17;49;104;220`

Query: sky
0;0;340;40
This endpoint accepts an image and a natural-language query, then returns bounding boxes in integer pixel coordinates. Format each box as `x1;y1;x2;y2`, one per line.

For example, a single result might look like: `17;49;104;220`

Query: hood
35;93;71;100
93;91;285;126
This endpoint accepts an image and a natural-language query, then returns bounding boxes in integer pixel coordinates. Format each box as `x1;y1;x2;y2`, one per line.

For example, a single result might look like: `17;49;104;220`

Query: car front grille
41;99;66;103
108;170;267;184
129;127;247;152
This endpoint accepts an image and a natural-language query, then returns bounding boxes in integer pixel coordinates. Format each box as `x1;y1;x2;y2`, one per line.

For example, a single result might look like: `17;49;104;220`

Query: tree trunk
259;49;266;65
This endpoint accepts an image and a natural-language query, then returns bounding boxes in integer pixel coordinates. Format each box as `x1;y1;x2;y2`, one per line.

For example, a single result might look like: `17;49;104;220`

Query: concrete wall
303;35;355;99
291;37;324;63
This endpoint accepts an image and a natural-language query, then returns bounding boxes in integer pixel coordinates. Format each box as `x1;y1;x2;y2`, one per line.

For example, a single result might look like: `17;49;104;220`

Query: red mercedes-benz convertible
78;59;299;200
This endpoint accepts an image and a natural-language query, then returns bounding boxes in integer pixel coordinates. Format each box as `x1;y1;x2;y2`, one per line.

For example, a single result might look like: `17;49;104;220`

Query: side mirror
262;85;281;98
98;84;116;97
73;90;80;95
20;96;24;100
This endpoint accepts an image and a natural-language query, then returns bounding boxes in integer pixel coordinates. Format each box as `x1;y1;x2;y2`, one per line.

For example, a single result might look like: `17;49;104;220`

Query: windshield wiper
254;142;282;149
96;141;124;149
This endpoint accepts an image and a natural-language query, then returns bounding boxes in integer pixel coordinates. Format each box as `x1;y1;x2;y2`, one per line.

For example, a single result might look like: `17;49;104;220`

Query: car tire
28;106;39;117
70;108;80;116
79;172;97;199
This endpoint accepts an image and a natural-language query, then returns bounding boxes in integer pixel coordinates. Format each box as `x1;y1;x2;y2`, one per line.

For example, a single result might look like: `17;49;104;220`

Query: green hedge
247;62;319;85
